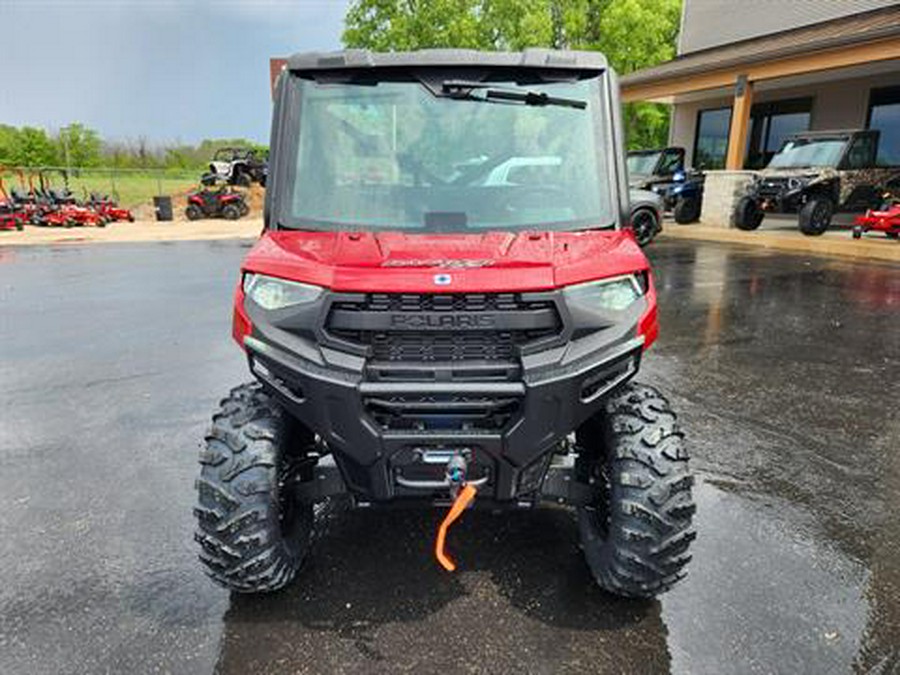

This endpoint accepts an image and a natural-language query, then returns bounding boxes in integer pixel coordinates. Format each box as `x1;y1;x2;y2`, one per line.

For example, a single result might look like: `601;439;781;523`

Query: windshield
627;152;660;176
767;136;849;169
280;74;613;232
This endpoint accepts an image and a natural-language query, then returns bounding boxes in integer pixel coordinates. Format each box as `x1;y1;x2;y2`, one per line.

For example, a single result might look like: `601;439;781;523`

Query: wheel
234;172;251;188
222;204;241;220
128;215;135;223
852;226;863;240
185;204;202;221
630;208;660;247
194;382;315;593
798;197;833;236
673;196;701;224
734;196;764;230
239;201;250;217
575;382;695;598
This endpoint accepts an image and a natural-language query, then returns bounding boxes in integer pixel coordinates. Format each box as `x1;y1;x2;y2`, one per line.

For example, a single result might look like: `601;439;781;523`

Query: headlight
564;274;645;311
243;273;322;310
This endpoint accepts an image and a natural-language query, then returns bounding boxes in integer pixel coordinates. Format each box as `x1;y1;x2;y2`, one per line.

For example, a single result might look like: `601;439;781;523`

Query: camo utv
735;130;900;235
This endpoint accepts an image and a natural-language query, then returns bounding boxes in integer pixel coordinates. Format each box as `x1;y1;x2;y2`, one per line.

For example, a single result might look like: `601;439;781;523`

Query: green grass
65;171;199;207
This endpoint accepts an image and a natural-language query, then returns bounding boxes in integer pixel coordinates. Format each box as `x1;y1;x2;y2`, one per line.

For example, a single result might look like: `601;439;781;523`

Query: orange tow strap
435;483;478;572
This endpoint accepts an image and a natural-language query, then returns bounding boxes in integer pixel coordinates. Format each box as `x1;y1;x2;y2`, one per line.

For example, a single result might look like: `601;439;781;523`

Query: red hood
242;229;648;292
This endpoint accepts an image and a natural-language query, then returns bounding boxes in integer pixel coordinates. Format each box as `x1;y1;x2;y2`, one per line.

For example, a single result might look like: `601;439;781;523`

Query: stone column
699;170;757;227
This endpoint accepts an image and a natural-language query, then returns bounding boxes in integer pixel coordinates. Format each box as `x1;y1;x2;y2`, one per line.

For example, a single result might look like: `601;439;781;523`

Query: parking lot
0;238;897;675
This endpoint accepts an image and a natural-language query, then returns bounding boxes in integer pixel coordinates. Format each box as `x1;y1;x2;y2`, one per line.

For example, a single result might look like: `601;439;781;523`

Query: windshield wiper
440;80;587;110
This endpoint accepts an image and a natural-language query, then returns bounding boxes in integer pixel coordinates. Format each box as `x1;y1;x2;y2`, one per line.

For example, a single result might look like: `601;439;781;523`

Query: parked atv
668;169;705;224
185;180;249;220
194;49;695;599
207;147;268;187
735;130;900;235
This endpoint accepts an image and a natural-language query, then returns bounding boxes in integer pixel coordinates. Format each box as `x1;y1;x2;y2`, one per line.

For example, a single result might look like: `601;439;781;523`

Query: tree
57;123;102;168
11;127;58;167
0;125;19;165
342;0;682;148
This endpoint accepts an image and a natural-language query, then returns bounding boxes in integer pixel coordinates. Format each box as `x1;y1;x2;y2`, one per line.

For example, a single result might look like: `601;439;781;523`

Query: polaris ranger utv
194;49;695;598
735;129;900;235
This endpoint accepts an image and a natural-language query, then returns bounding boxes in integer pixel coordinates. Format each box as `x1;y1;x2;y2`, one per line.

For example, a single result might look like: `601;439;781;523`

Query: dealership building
622;0;900;225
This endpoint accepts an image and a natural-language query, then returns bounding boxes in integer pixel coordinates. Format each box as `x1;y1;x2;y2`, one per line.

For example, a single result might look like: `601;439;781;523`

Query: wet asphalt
0;238;898;675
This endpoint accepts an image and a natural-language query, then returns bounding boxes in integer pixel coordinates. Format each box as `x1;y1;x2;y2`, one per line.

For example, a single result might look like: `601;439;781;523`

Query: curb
660;225;900;263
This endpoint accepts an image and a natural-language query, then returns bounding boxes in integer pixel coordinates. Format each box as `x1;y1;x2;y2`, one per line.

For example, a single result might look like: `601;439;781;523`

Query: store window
693;108;732;169
745;98;812;169
867;87;900;166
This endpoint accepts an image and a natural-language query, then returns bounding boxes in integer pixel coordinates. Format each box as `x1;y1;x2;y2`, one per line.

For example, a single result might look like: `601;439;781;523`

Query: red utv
185;177;249;220
194;50;695;599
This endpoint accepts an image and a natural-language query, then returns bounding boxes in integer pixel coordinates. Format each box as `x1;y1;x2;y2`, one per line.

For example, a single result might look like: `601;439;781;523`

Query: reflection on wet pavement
0;239;897;674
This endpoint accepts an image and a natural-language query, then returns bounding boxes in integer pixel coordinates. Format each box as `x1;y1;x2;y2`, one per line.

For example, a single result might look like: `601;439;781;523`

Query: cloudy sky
1;0;350;143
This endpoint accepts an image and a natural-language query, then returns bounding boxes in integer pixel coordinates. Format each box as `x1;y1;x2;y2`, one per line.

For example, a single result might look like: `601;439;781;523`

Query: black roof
286;49;608;73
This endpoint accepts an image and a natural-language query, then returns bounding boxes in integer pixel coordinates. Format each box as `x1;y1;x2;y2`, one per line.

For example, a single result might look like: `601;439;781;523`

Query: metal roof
286;49;609;73
622;5;900;87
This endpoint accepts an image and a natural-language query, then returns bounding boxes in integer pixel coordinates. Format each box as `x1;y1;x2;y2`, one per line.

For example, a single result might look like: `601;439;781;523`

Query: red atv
185;178;249;220
194;50;695;599
853;195;900;240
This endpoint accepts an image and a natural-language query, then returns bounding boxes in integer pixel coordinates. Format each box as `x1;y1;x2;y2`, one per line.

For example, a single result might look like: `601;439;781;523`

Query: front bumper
243;289;646;503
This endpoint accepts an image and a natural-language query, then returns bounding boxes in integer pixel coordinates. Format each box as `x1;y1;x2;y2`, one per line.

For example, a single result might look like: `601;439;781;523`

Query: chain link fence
1;166;202;208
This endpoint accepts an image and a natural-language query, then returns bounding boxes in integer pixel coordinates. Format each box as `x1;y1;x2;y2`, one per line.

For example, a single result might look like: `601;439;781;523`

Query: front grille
369;332;517;362
327;292;561;363
757;178;789;200
334;292;548;313
364;394;521;432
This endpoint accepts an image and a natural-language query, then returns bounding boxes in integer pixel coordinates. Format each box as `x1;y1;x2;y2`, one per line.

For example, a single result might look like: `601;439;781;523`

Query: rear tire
673;196;701;224
798;197;833;236
576;382;695;598
222;204;240;220
194;383;315;593
734;196;764;230
234;172;252;188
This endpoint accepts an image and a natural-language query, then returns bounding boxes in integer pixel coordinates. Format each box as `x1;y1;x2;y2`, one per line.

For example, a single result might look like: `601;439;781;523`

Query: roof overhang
622;5;900;103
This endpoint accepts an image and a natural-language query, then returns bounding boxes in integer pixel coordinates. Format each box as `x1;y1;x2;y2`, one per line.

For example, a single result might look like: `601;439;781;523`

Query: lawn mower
853;194;900;240
194;49;695;600
0;169;27;231
86;190;135;223
38;170;108;227
185;178;248;220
